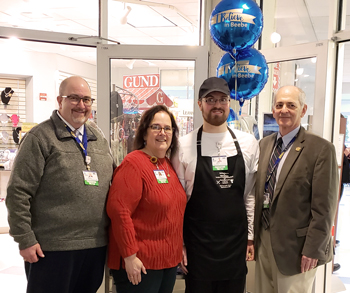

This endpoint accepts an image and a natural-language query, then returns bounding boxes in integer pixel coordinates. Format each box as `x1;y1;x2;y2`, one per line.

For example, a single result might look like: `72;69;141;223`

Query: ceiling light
144;60;156;66
270;32;281;44
296;68;304;75
126;59;135;69
120;6;132;25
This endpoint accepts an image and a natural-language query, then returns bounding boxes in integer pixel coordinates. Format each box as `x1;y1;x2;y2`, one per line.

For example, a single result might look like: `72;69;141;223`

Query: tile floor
1;187;350;293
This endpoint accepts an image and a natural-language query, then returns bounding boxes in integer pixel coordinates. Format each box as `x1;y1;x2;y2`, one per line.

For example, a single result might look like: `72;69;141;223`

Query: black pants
185;276;246;293
340;183;345;201
25;246;107;293
111;266;177;293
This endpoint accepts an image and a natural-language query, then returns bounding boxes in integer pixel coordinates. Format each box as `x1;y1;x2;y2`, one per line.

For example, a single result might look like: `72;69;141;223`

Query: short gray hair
273;85;306;108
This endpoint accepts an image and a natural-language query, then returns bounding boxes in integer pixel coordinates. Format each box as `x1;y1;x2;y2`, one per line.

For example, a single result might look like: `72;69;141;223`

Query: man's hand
345;147;350;158
301;255;318;273
20;243;45;263
124;254;147;285
246;240;254;261
180;245;188;274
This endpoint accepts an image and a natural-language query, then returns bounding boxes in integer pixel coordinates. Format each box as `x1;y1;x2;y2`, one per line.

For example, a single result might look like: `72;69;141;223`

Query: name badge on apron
212;156;228;171
153;170;168;184
83;171;99;186
263;192;270;208
215;172;234;189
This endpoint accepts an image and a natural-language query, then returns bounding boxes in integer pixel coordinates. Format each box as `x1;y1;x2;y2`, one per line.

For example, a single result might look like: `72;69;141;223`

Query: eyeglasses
61;95;95;106
202;97;230;105
149;124;173;134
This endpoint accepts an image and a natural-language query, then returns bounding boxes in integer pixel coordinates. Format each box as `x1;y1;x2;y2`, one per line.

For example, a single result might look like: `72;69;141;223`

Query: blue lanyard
65;125;89;167
264;136;297;191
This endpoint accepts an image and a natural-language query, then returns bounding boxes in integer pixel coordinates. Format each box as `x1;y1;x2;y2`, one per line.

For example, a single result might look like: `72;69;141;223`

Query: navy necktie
262;137;283;229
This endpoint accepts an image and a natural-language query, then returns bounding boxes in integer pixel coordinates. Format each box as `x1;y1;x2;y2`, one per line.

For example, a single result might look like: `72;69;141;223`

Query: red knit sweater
107;150;187;270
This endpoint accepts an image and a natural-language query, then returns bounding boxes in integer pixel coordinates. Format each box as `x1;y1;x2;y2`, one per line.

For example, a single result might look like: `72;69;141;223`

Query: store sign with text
122;74;173;109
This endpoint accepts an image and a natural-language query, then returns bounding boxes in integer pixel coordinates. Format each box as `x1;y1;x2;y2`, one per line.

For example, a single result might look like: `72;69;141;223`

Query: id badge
263;192;270;209
153;170;168;184
212;156;228;171
83;171;99;186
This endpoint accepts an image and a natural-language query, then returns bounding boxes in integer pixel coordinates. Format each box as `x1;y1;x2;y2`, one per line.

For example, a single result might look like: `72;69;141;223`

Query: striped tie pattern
262;137;283;229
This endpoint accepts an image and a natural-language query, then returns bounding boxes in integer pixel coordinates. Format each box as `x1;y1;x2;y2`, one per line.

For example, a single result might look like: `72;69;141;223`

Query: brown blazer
254;127;338;275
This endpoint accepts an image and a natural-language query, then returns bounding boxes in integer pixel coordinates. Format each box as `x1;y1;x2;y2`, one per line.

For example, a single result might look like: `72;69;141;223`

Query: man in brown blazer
254;85;338;292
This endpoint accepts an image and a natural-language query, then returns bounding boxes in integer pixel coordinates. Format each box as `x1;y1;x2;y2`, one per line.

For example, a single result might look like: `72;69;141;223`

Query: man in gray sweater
6;76;114;293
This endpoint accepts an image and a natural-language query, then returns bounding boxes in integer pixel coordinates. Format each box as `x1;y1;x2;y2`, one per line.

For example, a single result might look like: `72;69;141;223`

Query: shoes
333;263;341;272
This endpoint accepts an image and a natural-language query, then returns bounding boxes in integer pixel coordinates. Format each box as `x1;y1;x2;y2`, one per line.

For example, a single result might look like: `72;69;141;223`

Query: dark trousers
340;183;345;201
25;246;107;293
111;266;177;293
185;276;246;293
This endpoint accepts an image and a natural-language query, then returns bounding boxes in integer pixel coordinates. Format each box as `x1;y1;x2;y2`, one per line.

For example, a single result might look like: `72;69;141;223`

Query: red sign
146;88;173;107
123;74;159;89
39;93;47;101
122;74;173;109
273;62;280;93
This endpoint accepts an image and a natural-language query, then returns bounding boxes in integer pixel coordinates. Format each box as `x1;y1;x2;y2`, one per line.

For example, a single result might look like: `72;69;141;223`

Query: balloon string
228;49;237;106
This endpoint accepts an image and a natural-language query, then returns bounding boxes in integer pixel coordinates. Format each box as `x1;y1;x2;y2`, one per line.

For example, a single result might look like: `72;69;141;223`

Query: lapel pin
296;147;301;152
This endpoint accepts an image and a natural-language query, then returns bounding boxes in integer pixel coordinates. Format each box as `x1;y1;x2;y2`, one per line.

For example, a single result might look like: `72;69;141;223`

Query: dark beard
202;108;228;126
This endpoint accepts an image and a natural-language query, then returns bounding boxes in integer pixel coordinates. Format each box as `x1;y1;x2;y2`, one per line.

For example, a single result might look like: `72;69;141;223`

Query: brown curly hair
133;105;179;159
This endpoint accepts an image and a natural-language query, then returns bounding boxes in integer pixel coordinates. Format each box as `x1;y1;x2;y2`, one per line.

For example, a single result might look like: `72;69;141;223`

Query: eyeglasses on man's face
61;94;95;106
149;124;173;134
202;97;230;105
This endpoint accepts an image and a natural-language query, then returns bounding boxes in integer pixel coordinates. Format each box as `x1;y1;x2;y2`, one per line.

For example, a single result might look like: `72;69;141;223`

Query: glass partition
110;58;195;163
257;57;317;137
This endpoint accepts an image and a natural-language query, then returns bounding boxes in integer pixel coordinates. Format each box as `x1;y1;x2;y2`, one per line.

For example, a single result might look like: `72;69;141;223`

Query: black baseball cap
198;77;230;99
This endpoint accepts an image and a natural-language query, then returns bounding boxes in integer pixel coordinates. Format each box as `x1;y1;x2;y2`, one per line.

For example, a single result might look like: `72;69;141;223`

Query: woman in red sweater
107;105;187;293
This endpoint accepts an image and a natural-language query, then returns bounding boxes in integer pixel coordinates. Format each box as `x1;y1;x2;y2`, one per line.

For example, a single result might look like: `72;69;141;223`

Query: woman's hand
180;245;188;274
124;254;147;285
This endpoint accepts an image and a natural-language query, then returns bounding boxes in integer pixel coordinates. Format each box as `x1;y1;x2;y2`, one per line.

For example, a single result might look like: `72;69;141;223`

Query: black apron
183;126;247;280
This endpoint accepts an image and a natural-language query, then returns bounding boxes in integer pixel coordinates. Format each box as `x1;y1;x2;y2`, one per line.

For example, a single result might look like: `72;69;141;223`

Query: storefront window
257;57;316;137
110;59;194;163
340;43;350;146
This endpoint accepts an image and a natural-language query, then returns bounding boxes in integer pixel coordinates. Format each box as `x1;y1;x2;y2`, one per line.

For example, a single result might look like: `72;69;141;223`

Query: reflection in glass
110;59;195;163
257;58;316;137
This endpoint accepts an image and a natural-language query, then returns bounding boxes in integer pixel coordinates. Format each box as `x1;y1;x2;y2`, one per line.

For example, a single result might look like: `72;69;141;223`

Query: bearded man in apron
172;77;259;293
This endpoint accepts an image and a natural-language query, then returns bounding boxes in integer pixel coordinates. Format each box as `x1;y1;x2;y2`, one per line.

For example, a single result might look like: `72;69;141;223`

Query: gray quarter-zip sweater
6;110;114;251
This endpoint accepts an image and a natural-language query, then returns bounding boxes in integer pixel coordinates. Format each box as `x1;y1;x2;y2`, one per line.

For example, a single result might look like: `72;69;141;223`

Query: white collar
277;125;300;147
57;110;85;135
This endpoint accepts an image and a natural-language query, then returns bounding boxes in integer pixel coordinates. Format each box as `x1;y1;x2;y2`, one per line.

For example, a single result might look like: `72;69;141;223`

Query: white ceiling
1;0;350;86
0;0;199;67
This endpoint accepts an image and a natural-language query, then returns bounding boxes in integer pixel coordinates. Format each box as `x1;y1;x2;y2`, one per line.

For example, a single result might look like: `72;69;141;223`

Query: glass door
96;44;207;292
97;44;208;160
255;40;336;293
259;40;335;141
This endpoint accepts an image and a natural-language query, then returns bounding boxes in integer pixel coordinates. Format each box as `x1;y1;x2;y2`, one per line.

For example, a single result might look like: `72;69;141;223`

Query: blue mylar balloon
210;0;263;53
217;48;268;106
